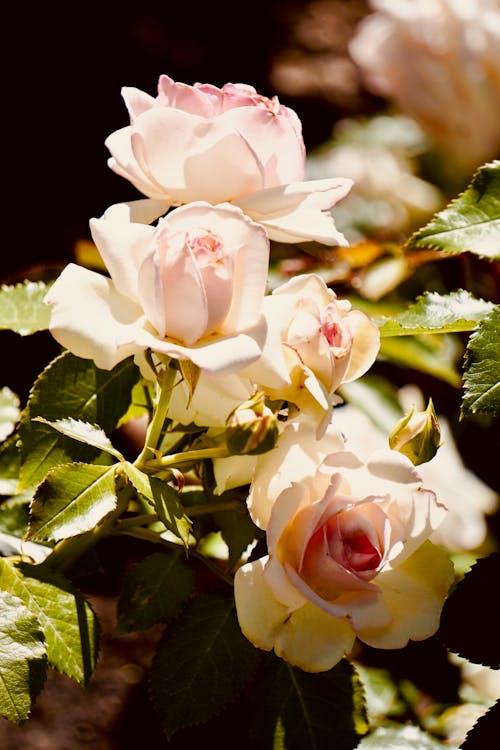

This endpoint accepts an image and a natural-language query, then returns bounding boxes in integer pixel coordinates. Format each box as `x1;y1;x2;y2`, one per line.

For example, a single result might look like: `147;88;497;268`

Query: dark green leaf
116;551;194;634
0;495;30;537
439;553;500;668
462;306;500;417
150;592;261;739
0;559;98;684
27;462;118;542
19;352;139;488
251;654;368;750
0;434;21;496
461;700;500;750
214;504;261;568
407;161;500;260
0;280;52;335
378;291;494;337
0;590;46;724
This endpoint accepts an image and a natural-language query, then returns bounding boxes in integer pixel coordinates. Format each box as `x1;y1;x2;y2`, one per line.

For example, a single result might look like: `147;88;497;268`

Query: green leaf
0;559;98;684
33;417;124;461
358;724;449;748
18;351;139;489
0;495;30;537
124;463;191;547
462;305;500;417
251;655;368;750
0;434;21;496
379;334;462;387
116;551;194;634
0;387;20;442
407;160;500;260
439;552;500;668
0;280;52;335
150;592;261;739
378;290;494;337
0;590;46;723
27;463;118;542
214;503;262;568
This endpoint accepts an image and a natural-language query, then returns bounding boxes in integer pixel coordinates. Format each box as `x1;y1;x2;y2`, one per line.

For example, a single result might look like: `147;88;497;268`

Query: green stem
142;444;229;473
135;362;178;470
44;517;116;573
116;513;160;529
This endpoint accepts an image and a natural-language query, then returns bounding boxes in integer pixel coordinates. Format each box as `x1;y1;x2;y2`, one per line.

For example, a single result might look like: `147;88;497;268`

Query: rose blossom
45;200;269;375
241;274;380;434
235;447;453;672
105;74;353;245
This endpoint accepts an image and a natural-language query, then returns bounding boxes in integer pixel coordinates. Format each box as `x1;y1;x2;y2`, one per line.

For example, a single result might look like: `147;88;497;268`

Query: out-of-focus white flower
332;391;499;551
349;0;500;175
0;387;20;442
307;116;443;242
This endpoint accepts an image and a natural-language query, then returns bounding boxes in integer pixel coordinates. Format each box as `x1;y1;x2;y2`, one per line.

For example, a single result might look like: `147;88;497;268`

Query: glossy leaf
116;551;194;634
150;592;261;739
0;590;46;724
0;280;52;335
0;559;98;685
378;291;494;337
251;654;368;750
461;701;500;750
27;463;117;542
33;417;124;460
407;161;500;260
462;306;500;417
19;352;139;489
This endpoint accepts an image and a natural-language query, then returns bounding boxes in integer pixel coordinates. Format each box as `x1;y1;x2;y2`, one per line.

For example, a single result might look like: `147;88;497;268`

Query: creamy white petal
45;264;144;370
102;198;171;224
90;217;155;301
356;541;454;649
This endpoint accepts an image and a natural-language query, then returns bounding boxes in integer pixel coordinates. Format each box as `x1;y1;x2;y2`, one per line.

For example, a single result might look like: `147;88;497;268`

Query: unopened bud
389;399;441;465
225;392;279;456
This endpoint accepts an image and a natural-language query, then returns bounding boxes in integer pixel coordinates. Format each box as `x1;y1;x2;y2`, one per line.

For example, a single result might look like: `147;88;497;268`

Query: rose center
320;304;352;351
186;230;225;267
340;530;382;572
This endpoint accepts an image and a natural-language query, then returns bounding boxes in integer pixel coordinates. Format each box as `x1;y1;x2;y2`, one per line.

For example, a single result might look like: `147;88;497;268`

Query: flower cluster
45;74;453;672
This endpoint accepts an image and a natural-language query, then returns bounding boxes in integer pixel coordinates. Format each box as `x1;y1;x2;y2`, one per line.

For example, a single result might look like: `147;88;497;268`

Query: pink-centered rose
45;201;269;375
235;448;453;672
105;74;353;245
241;274;380;434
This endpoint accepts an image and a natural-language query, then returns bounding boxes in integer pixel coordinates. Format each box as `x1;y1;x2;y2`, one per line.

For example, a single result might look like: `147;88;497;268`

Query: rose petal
234;557;290;652
45;264;144;370
233;179;353;244
248;417;345;529
105;126;167;199
131;108;265;204
274;601;356;673
135;319;267;375
102;198;171;225
342;310;381;383
90;217;155;302
355;541;454;649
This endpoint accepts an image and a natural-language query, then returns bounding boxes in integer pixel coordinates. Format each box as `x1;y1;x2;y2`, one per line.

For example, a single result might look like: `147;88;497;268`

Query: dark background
4;0;371;281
